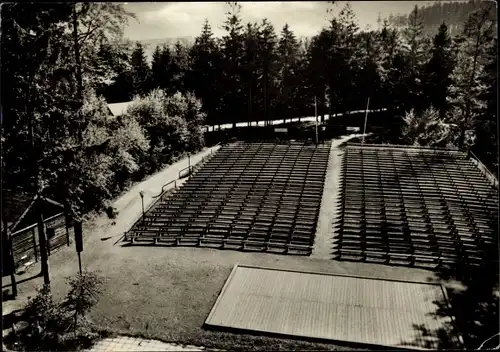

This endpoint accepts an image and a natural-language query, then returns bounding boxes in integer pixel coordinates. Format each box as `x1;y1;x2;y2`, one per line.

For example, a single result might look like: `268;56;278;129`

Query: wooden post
36;197;51;287
315;96;319;145
32;228;38;262
2;215;17;297
362;97;371;147
77;252;82;275
64;201;71;246
139;191;145;223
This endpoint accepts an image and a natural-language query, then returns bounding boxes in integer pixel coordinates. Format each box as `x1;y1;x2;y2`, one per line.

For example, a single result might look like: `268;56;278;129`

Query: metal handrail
178;165;193;179
347;143;466;155
468;150;499;189
152;179;177;199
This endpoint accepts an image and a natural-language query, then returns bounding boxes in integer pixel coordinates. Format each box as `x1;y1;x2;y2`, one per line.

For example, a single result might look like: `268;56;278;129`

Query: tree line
1;1;498;217
99;2;496;171
100;2;495;131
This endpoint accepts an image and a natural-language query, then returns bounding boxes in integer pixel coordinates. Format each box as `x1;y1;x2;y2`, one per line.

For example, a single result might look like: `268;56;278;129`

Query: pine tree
307;30;330;121
326;3;360;119
401;5;427;113
474;37;498;175
424;22;455;118
151;45;163;90
221;2;245;127
242;21;260;124
190;19;220;126
256;18;279;125
355;30;382;110
294;38;313;120
130;42;150;97
95;41;133;103
277;23;300;123
170;40;191;94
159;45;173;92
447;2;496;148
378;20;400;113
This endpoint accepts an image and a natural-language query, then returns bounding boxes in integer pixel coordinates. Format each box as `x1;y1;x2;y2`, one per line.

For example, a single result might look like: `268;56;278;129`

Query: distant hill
386;0;494;37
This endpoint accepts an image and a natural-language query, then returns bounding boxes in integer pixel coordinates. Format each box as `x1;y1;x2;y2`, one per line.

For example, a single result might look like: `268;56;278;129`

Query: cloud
123;1;437;41
124;1;330;40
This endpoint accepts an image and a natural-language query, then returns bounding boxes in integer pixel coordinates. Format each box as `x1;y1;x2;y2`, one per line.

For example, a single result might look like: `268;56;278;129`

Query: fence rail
469;150;499;189
153;179;178;200
347;143;467;155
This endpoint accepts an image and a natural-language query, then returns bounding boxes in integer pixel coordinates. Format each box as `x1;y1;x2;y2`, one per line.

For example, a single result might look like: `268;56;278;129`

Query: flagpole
361;97;370;147
315;96;318;145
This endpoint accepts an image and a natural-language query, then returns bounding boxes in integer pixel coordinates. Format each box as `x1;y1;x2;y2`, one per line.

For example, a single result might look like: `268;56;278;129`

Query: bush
126;89;206;171
8;271;106;351
401;107;456;148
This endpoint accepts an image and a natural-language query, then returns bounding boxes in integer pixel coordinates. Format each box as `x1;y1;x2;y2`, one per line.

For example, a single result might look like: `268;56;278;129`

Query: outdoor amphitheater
123;138;498;350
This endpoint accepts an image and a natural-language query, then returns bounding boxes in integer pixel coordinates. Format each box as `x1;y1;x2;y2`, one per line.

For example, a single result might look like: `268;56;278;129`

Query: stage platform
205;265;463;350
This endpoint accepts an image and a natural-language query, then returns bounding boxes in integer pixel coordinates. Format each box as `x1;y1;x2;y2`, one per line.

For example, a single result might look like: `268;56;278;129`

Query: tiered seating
335;145;498;268
126;141;331;255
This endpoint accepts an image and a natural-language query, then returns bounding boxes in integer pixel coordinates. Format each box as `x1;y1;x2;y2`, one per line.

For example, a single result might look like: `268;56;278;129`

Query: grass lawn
85;243;436;351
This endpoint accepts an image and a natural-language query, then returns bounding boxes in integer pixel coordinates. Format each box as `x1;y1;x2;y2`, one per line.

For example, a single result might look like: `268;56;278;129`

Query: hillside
386;0;493;36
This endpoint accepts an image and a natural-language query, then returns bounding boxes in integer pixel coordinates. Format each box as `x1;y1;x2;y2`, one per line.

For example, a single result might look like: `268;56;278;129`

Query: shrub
20;285;71;348
61;270;106;333
126;89;205;171
10;271;106;351
401;107;455;148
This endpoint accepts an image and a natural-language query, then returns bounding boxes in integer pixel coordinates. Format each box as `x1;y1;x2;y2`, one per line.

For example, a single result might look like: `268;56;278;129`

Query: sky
122;1;451;41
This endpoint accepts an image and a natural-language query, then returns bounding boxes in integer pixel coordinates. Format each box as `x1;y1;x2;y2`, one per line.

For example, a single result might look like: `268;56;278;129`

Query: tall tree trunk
28;88;51;288
73;4;84;143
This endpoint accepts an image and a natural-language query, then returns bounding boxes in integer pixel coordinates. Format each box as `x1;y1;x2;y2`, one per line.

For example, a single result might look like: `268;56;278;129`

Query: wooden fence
10;212;71;268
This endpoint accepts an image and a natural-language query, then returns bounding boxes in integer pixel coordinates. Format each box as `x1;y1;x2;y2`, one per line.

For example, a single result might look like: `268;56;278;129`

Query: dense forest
1;1;497;218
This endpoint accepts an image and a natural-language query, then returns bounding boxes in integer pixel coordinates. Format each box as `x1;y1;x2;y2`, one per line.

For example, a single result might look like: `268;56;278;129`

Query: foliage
277;24;301;121
11;271;106;351
424;22;456;118
130;42;150;97
21;284;71;347
401;107;456;148
61;270;106;332
126;89;204;173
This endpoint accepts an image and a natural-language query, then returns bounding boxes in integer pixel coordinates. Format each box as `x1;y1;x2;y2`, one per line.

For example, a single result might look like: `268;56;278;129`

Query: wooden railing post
32;228;38;262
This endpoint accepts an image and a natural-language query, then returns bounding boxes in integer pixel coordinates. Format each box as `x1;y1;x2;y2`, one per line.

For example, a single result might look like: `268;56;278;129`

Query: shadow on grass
399;246;499;350
2;271;42;292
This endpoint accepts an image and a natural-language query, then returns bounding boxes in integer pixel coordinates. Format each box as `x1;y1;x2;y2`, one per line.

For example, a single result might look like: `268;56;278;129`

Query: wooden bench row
125;234;313;255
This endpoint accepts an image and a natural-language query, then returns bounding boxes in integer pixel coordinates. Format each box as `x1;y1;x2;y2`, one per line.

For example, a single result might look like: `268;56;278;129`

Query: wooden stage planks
205;265;463;350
